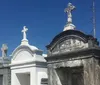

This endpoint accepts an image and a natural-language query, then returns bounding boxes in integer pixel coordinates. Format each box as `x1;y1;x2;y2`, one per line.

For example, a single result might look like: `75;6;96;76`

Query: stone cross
22;26;28;40
64;3;75;23
1;44;8;57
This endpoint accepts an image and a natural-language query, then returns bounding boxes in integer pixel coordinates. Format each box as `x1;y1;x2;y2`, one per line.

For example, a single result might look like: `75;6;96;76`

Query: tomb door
71;68;84;85
0;75;3;85
56;67;84;85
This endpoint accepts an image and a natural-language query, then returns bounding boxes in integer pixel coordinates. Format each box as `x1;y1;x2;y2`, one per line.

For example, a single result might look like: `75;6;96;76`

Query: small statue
1;44;8;57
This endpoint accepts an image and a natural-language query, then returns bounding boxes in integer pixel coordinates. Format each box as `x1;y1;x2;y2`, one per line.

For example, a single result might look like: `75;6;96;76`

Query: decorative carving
51;38;88;55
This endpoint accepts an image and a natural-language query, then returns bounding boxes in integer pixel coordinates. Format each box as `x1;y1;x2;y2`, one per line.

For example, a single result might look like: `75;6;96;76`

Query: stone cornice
45;47;100;61
10;61;47;69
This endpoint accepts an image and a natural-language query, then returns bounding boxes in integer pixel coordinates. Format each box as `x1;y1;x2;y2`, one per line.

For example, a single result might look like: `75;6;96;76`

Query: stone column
83;57;100;85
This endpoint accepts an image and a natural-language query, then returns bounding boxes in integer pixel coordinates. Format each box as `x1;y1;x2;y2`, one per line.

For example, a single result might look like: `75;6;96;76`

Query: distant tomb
0;44;10;85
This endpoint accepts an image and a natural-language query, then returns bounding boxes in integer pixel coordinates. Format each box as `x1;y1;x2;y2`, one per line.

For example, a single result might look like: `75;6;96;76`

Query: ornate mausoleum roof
11;26;42;56
47;30;99;48
46;3;99;59
10;26;46;66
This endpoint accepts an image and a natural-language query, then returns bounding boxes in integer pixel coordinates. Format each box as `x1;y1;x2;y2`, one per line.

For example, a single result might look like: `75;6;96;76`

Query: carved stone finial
1;44;8;57
63;3;76;31
64;3;75;23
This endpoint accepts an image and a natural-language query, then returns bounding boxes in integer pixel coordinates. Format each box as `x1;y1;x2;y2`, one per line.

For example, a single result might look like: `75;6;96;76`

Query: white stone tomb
10;26;47;85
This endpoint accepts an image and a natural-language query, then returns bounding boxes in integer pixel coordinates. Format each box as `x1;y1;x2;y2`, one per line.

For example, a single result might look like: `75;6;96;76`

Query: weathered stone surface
46;30;100;85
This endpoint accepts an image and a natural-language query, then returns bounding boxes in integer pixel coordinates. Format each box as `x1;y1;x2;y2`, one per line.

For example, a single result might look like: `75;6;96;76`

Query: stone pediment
12;50;33;62
11;45;43;64
51;38;88;55
47;30;99;56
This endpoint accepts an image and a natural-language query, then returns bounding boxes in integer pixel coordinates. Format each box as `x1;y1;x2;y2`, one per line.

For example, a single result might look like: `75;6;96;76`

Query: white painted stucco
10;27;48;85
10;44;47;85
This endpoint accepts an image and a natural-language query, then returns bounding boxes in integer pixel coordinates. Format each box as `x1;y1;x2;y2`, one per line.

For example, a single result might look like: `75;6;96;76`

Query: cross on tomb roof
22;26;28;40
64;3;75;23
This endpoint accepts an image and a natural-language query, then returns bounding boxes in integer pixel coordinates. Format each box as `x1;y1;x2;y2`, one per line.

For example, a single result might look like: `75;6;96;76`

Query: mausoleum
0;44;10;85
10;26;48;85
46;3;100;85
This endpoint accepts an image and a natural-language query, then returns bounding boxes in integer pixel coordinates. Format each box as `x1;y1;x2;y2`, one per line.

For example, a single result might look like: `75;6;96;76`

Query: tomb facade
46;3;100;85
10;26;48;85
